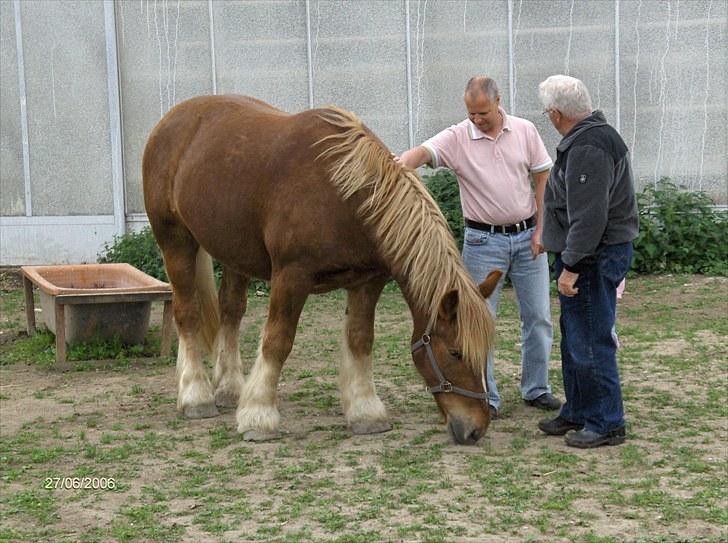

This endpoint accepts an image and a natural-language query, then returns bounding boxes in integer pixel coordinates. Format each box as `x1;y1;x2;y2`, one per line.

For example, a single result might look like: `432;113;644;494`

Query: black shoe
489;405;498;420
538;416;583;436
564;427;626;448
524;392;562;410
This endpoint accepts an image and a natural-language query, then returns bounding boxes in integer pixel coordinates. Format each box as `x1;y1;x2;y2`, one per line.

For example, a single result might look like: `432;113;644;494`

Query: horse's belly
310;267;388;293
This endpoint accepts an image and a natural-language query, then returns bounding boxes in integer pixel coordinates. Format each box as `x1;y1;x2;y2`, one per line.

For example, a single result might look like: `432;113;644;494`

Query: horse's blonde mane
315;106;495;375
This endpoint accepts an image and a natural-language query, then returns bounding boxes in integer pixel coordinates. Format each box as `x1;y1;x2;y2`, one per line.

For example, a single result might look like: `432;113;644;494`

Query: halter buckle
421;334;431;344
440;381;453;393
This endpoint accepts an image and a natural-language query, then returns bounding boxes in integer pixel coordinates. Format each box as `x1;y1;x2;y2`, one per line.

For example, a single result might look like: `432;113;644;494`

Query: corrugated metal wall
1;0;726;264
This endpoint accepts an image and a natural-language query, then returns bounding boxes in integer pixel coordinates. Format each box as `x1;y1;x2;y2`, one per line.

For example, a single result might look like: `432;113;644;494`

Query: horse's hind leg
212;267;248;408
236;270;308;441
161;234;218;419
340;276;392;435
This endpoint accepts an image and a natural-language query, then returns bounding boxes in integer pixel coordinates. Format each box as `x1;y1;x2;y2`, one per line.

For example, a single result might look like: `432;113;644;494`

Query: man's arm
557;145;613;297
396;146;432;169
530;169;549;259
562;145;612;270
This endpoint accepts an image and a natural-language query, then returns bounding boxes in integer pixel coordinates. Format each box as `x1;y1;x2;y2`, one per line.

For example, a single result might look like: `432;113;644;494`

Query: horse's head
411;270;501;445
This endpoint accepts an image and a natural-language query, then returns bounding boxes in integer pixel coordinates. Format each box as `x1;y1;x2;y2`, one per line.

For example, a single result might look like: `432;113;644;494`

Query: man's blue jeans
554;242;632;434
462;227;554;410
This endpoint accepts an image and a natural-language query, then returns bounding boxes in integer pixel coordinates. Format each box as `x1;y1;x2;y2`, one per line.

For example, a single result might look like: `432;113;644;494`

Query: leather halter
411;324;489;400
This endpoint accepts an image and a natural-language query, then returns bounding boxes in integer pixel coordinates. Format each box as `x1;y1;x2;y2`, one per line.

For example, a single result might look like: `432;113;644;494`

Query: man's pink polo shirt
422;108;552;226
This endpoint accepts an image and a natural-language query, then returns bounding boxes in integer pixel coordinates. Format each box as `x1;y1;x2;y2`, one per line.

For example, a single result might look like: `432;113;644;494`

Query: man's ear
438;289;459;323
478;270;503;299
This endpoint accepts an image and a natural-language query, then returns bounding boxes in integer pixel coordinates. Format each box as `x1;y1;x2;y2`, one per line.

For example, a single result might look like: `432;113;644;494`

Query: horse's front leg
236;270;308;441
340;276;392;435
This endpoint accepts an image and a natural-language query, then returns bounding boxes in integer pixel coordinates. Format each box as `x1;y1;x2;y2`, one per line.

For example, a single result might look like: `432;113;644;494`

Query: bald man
399;76;560;418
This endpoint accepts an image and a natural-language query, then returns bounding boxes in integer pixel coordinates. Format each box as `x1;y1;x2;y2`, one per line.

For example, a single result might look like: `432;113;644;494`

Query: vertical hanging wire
405;0;414;148
614;0;621;133
208;0;217;94
13;0;31;217
507;0;515;114
104;0;125;236
305;0;315;108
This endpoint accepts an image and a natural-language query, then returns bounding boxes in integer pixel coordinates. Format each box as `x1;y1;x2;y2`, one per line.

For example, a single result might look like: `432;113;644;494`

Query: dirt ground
1;269;726;542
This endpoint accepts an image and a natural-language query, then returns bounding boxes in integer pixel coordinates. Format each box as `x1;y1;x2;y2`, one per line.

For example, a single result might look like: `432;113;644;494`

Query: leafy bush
98;180;727;279
98;226;167;280
423;170;728;276
97;226;271;292
423;169;464;249
632;180;727;275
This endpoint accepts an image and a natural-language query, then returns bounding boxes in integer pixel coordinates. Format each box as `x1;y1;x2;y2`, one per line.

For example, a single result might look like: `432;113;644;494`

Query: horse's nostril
449;419;484;445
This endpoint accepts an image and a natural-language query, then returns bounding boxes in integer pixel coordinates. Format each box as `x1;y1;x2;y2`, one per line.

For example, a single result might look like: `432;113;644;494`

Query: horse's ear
438;289;459;323
478;270;503;299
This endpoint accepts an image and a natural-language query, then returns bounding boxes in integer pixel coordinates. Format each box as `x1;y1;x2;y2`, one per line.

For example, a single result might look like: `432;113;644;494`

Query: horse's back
143;95;379;283
144;94;318;219
144;95;334;185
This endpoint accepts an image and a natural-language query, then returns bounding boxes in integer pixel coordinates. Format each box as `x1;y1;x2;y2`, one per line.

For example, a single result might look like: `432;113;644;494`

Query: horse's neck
395;278;433;336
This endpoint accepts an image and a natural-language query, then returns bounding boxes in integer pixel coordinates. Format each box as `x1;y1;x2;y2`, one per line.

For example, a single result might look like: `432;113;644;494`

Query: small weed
111;503;183;542
0;329;56;365
4;489;59;525
209;423;238;450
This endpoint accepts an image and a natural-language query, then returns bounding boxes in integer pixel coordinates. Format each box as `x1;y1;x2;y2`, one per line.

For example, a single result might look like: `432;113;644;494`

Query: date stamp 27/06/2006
44;477;116;490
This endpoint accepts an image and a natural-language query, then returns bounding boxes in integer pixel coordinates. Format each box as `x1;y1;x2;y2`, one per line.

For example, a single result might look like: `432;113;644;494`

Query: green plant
98;226;167;281
632;180;728;275
97;226;272;293
422;168;464;249
423;172;728;276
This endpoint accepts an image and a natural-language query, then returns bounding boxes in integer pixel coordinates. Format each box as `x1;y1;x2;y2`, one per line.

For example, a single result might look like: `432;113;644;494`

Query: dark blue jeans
554;242;632;434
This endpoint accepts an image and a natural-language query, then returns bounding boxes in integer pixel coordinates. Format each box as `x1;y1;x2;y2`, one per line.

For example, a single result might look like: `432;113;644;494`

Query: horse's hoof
242;429;281;442
350;420;393;435
214;389;239;409
182;403;219;419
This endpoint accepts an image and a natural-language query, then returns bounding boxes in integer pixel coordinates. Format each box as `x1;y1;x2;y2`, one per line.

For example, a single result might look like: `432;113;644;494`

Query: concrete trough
20;263;174;363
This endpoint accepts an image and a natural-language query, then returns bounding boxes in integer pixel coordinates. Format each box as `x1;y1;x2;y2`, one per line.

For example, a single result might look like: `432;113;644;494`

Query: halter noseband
411;325;488;401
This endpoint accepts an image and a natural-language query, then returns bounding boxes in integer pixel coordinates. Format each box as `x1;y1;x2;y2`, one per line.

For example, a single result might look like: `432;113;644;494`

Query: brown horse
143;95;500;445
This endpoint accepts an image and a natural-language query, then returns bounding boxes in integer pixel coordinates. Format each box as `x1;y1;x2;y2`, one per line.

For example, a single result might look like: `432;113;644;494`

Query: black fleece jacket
542;110;639;272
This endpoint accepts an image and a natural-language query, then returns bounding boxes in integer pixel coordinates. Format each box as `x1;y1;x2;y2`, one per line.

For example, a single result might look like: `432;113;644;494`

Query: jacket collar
557;110;608;152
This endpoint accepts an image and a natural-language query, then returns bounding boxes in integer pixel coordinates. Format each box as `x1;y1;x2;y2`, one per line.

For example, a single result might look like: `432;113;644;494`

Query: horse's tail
195;248;220;353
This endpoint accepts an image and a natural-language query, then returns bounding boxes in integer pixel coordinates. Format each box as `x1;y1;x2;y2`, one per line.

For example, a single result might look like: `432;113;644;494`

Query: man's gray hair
538;75;592;118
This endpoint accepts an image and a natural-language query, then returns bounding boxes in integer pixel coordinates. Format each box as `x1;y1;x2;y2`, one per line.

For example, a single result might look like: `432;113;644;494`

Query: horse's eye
448;349;463;360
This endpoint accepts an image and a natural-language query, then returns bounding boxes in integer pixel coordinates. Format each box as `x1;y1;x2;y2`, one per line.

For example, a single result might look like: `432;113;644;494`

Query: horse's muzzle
448;418;485;445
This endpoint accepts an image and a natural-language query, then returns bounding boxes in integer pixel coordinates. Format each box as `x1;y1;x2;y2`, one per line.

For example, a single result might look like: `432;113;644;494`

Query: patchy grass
0;273;726;542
